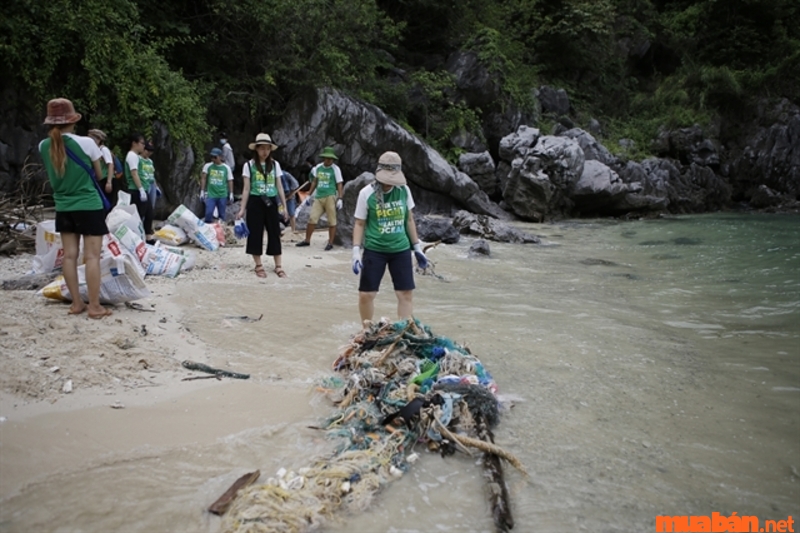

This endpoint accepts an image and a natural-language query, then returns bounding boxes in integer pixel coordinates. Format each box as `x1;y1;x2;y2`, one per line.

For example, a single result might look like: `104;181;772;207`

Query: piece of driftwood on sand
208;470;261;515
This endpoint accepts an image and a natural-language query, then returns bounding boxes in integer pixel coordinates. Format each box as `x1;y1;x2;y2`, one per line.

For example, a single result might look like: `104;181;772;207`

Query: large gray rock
729;99;800;200
415;216;460;244
502;135;584;220
652;124;720;167
498;125;540;162
445;51;500;109
270;88;507;219
640;158;730;214
458;151;496;196
150;121;196;218
560;128;618;167
537;86;571;116
452;210;540;244
331;172;371;246
571;160;632;214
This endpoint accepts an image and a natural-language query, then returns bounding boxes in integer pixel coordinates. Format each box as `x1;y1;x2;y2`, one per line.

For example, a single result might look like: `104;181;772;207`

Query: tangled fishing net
223;318;524;533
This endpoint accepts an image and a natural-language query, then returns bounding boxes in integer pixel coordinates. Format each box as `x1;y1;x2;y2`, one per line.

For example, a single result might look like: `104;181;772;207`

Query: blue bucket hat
210;147;223;157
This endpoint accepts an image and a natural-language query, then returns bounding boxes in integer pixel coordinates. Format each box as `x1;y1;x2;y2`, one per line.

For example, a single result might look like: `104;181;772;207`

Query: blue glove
413;243;428;270
234;219;250;239
352;246;363;275
304;196;313;207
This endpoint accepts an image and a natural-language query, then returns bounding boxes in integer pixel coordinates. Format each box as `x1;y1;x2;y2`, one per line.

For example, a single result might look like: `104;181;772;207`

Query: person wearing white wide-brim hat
237;133;289;279
351;151;429;322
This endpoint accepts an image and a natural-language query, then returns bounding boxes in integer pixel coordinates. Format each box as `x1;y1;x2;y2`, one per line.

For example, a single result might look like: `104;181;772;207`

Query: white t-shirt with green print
310;162;343;198
202;162;233;198
354;183;416;254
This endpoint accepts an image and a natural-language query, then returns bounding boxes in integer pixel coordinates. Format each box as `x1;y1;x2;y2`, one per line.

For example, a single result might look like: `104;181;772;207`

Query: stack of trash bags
223;318;525;533
34;195;223;305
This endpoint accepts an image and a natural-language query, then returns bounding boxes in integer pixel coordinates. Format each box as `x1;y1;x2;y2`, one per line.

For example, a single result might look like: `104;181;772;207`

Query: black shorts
55;209;109;236
358;248;415;292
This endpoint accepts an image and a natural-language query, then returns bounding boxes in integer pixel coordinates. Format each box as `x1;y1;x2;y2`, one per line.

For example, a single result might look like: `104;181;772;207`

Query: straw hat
43;98;82;125
375;151;406;186
318;146;338;160
248;133;278;151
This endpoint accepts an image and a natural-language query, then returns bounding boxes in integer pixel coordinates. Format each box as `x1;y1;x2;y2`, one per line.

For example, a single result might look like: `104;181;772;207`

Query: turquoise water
1;212;797;533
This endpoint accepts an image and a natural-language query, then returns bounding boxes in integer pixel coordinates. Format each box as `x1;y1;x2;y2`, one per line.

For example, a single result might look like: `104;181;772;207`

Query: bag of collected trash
212;222;226;247
117;190;131;206
166;204;219;251
106;204;145;240
153;224;188;246
39;255;150;304
142;244;185;278
100;233;146;279
113;224;147;266
32;220;64;274
158;244;196;271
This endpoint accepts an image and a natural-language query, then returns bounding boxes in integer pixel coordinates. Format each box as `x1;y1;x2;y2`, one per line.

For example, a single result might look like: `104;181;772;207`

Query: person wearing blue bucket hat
200;147;234;223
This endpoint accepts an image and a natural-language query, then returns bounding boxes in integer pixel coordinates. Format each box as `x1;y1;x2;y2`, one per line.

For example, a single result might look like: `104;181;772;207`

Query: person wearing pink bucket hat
351;151;429;323
38;98;112;319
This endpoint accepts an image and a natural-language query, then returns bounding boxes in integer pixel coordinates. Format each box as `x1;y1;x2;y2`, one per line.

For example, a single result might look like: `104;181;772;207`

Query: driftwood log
181;360;250;380
478;417;515;532
2;272;59;291
208;470;260;515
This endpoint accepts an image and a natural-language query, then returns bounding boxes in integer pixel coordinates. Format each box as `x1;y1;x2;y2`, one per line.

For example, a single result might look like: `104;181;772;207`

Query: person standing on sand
236;133;289;279
124;133;155;243
38;98;112;319
351;151;428;322
296;147;343;251
200;147;234;223
87;129;114;198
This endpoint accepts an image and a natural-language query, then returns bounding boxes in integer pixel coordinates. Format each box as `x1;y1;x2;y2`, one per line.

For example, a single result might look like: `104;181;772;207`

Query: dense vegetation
2;0;798;160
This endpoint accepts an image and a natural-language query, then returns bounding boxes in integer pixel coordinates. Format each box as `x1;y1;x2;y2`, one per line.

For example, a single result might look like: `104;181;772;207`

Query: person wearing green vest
124;133;154;242
296;146;344;251
236;133;289;279
200;147;234;223
351;151;429;322
38;98;112;319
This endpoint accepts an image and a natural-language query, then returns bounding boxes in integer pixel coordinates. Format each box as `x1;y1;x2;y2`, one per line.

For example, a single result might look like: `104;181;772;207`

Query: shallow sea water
1;212;798;533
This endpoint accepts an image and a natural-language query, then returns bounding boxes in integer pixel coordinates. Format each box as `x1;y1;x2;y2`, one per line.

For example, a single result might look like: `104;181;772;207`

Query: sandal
274;267;287;278
254;265;267;278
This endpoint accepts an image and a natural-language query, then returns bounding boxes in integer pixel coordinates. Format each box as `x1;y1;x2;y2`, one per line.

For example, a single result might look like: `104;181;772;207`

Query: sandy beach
1;216;797;533
0;232;345;503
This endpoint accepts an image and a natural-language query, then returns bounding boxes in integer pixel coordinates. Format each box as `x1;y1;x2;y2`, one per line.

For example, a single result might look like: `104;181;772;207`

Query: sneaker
324;243;333;251
296;241;310;247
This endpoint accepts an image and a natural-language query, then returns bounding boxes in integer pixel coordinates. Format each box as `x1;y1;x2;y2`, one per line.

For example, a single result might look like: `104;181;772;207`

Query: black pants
246;196;282;257
129;188;154;235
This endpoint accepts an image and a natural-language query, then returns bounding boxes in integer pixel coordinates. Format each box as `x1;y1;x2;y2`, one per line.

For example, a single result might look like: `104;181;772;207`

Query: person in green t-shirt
351;151;429;322
236;133;289;279
200;147;234;223
124;133;154;242
38;98;112;319
296;146;344;251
